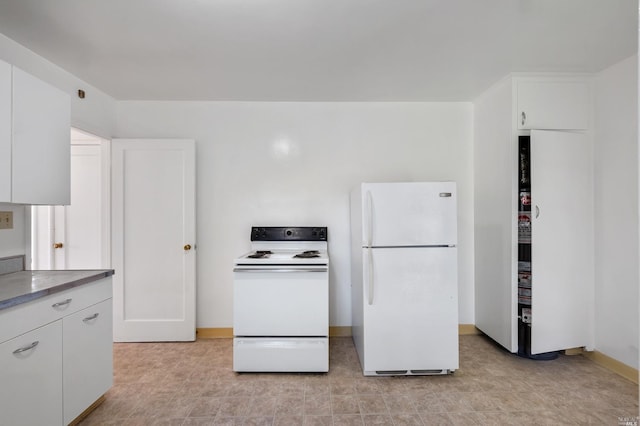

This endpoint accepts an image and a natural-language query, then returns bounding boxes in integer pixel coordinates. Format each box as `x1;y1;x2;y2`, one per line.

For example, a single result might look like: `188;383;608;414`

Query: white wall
0;203;26;258
115;101;475;327
594;55;639;368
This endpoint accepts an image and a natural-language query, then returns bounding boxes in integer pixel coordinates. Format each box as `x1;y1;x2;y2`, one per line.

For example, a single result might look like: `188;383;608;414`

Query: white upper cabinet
0;60;11;201
12;67;70;205
517;80;590;130
0;61;70;205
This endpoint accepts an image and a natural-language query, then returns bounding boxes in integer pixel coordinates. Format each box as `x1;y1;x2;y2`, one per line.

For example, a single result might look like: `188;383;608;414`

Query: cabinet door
529;130;593;354
0;60;10;202
63;299;113;425
517;81;589;130
0;321;63;426
12;67;70;205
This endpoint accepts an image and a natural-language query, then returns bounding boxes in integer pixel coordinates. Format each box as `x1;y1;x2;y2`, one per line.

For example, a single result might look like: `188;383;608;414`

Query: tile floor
80;335;638;425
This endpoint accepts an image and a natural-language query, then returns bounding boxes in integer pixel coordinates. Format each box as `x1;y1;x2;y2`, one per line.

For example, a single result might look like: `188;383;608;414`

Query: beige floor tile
333;414;364;426
275;395;305;416
218;396;252;417
418;412;453;425
189;397;223;418
445;411;482;425
273;415;304;426
304;394;332;416
382;394;415;413
358;394;388;414
332;395;362;414
389;413;423;426
244;416;275;426
246;396;278;417
78;336;639;426
303;415;333;426
362;414;393;426
213;417;246;426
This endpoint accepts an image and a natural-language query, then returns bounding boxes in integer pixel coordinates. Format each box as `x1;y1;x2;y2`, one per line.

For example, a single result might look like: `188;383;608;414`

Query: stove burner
294;250;320;259
248;250;272;259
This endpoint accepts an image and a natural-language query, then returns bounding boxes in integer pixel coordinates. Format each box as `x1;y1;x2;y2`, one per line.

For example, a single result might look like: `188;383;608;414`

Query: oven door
233;265;328;336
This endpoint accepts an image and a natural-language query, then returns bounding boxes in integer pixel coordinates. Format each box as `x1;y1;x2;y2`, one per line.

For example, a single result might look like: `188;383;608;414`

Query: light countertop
0;269;114;311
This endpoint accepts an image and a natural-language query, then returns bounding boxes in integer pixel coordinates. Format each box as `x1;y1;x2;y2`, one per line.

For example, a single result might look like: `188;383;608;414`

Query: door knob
53;242;64;249
184;244;192;251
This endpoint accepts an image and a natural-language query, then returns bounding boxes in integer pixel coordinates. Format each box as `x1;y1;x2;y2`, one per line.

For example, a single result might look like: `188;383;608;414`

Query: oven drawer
233;269;328;336
233;337;328;372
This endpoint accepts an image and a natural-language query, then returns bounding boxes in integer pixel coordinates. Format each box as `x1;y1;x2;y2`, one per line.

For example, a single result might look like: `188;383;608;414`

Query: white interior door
31;131;110;270
530;130;593;354
62;144;109;269
112;139;196;342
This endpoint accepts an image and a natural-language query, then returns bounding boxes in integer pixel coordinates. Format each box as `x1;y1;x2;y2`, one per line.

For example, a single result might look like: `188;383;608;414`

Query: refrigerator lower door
361;247;458;375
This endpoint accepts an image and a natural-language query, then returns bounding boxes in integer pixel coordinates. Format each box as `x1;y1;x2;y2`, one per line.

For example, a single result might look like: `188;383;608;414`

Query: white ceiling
0;0;636;101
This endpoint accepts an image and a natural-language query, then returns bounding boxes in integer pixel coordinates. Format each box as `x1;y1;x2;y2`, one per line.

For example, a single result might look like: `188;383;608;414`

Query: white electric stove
233;227;329;372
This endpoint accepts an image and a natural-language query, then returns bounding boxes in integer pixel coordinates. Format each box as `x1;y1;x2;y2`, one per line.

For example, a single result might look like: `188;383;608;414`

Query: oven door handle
233;267;328;273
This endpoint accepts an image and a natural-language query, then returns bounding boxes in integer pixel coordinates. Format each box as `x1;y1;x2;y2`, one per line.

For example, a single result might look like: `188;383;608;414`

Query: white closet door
530;130;593;354
112;139;196;342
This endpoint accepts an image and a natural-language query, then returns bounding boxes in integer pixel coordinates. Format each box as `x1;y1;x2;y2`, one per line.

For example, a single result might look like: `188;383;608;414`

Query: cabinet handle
535;205;540;218
184;244;192;251
83;313;99;322
53;242;64;249
521;111;526;126
52;298;72;308
13;341;39;354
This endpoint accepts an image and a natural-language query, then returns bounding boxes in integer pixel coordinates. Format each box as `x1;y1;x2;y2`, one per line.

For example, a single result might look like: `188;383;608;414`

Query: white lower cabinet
0;321;63;426
0;277;112;426
63;299;113;425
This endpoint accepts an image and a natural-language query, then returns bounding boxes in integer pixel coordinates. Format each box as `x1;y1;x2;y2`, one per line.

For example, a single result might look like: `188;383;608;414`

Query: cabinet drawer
0;278;112;344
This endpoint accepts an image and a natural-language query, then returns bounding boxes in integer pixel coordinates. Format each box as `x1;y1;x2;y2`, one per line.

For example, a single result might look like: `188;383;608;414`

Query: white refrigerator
350;182;459;376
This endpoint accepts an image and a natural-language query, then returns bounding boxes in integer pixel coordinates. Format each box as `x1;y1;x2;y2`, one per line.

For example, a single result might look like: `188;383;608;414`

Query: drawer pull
13;341;39;354
52;298;72;308
83;313;99;322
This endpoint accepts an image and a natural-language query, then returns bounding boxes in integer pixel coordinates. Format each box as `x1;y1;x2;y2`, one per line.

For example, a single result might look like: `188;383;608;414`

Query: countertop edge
0;270;115;312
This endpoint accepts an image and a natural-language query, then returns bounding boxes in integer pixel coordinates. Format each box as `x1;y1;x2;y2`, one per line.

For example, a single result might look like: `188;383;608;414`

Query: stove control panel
251;226;327;241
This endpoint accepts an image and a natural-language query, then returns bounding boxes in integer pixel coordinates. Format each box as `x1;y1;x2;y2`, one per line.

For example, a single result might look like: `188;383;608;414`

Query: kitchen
0;0;638;424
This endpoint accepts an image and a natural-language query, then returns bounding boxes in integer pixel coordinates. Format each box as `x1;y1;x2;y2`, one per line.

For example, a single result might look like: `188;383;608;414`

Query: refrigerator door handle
366;190;373;246
367;246;374;305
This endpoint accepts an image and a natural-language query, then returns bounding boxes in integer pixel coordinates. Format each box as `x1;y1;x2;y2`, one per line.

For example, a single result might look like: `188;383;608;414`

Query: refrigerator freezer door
362;246;458;374
361;182;457;247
